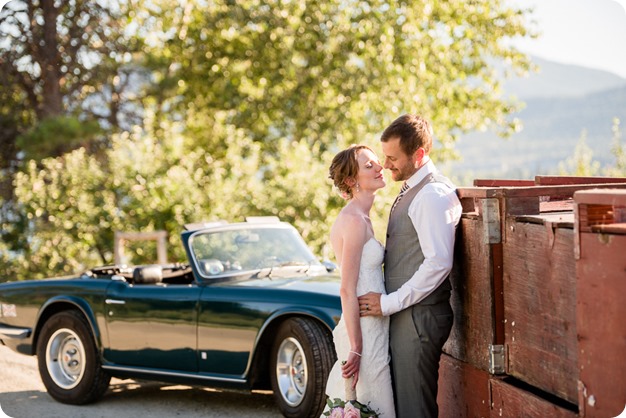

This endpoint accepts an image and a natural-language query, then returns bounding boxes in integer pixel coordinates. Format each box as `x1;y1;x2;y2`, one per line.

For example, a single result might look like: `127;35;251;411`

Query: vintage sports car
0;218;342;418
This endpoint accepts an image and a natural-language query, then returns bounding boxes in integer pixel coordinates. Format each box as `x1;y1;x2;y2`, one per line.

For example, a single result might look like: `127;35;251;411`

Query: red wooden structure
437;176;626;418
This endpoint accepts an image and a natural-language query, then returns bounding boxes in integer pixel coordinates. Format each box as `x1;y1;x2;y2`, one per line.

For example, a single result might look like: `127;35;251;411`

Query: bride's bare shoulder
331;210;367;240
335;209;366;227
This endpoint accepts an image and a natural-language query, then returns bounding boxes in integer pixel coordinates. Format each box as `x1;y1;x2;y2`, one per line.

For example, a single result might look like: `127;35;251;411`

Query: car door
185;223;318;378
197;285;268;377
103;279;200;371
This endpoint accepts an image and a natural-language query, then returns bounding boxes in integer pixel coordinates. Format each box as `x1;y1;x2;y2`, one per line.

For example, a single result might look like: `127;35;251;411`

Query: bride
324;145;396;417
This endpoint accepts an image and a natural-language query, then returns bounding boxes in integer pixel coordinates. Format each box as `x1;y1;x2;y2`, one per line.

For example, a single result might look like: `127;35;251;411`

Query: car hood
230;270;341;297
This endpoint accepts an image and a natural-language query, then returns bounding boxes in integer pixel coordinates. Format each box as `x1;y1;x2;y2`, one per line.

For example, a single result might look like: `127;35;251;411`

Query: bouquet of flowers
323;363;379;418
323;398;378;418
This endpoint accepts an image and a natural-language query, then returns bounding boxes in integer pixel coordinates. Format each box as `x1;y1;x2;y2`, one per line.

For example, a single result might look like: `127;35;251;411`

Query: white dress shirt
380;158;462;316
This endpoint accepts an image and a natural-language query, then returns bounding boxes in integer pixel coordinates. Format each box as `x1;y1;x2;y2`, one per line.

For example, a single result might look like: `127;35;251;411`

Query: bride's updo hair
328;144;374;199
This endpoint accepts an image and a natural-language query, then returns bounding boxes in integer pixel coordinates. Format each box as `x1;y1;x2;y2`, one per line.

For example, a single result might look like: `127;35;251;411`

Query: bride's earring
355;182;360;193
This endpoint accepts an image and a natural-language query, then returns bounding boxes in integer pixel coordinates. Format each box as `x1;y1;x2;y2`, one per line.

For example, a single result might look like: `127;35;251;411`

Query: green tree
135;0;534;262
3;0;538;279
9;120;273;279
559;119;625;177
0;0;147;271
606;118;625;176
0;0;144;164
142;0;533;157
558;130;601;177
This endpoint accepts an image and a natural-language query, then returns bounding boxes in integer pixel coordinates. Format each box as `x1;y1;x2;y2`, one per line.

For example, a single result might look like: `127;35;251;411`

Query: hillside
504;57;626;99
447;57;626;182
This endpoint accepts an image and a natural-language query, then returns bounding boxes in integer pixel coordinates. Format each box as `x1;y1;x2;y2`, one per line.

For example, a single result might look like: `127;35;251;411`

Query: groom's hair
381;114;433;156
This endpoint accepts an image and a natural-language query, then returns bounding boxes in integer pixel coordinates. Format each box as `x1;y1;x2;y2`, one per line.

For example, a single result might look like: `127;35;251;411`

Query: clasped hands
358;292;382;317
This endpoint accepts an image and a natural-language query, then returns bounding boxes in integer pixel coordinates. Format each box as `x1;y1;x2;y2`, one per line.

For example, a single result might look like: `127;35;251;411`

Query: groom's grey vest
384;173;451;304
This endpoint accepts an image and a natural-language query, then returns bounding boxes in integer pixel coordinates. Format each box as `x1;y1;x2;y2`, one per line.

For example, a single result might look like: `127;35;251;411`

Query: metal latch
489;344;505;374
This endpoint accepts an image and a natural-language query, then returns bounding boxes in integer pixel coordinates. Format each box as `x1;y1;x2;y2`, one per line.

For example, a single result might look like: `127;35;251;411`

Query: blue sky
512;0;626;78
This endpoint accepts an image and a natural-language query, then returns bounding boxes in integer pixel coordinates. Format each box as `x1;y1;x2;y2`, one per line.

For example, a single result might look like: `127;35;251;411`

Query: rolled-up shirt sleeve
380;184;461;316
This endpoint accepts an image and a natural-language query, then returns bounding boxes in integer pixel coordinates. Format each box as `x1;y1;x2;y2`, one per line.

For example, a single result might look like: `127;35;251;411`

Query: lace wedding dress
322;238;396;417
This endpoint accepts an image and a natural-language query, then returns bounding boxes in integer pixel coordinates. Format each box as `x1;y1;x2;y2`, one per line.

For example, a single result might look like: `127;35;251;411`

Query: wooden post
114;231;168;265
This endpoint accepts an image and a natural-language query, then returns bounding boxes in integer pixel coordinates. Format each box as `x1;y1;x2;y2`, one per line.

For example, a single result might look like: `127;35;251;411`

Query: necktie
390;182;410;213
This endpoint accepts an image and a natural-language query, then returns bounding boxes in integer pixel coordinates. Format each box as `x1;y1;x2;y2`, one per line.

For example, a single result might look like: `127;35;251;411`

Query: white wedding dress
322;238;396;417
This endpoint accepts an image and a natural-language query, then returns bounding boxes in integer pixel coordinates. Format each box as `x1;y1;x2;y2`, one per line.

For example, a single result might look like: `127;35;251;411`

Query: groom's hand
358;292;382;316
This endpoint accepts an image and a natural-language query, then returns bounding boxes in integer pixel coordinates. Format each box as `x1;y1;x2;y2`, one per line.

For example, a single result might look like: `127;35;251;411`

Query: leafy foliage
16;116;102;161
7;121;270;278
143;0;533;155
0;0;144;162
558;131;601;176
606;118;626;176
559;118;625;177
1;0;537;280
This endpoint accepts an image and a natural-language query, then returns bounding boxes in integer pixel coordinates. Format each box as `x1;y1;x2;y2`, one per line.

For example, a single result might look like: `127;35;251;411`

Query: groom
358;114;462;418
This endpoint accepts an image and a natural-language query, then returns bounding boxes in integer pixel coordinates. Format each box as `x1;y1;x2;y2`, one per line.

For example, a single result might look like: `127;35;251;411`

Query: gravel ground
0;345;283;418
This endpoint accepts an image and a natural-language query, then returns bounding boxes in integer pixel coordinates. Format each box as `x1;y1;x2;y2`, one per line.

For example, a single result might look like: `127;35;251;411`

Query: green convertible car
0;218;342;418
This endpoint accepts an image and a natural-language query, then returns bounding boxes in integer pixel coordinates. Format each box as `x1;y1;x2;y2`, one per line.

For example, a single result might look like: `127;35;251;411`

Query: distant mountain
520;85;626;139
446;57;626;181
504;57;626;99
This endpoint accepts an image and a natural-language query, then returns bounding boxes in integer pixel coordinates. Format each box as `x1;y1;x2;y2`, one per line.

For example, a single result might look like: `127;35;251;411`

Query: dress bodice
357;238;386;296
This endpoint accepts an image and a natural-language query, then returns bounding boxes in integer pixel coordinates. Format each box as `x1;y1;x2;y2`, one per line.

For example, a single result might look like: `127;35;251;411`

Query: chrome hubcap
275;337;307;406
46;328;86;389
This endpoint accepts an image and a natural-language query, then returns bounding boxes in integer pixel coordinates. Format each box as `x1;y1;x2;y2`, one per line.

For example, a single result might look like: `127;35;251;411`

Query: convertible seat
133;265;163;284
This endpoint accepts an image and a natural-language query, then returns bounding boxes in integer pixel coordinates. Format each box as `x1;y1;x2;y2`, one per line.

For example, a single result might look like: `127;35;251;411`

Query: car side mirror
322;260;338;273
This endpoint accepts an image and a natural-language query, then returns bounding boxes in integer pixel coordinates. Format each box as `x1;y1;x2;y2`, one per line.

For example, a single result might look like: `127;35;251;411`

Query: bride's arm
335;214;366;384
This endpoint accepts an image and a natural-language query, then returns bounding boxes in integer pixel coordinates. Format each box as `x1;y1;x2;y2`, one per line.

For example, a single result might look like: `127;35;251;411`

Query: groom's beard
390;165;417;182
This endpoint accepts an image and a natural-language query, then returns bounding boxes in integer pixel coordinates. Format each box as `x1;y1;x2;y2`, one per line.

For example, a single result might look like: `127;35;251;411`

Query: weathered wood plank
574;188;626;206
438;354;491;418
574;189;626;258
458;183;626;200
474;179;535;187
503;220;578;403
490;378;578;418
445;217;497;371
515;212;574;227
576;233;626;418
535;175;626;185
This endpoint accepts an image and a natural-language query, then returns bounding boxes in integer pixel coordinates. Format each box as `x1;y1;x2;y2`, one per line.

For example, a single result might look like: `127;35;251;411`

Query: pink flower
343;402;360;418
328;407;344;418
323;395;378;417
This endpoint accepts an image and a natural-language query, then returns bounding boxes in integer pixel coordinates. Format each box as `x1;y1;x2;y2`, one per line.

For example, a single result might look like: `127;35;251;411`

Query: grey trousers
389;301;453;418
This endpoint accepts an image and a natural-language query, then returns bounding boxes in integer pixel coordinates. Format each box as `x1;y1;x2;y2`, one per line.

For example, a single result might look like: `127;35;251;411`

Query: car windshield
189;225;322;277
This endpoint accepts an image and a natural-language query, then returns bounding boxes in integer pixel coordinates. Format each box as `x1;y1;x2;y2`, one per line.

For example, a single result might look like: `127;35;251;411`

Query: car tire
36;310;111;404
270;317;335;418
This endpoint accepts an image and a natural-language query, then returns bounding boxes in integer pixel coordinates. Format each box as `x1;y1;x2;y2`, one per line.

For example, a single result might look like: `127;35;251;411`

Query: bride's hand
341;351;361;387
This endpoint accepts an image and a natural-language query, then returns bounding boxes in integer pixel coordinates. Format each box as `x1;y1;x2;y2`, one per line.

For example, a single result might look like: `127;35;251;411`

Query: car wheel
36;310;110;404
270;317;335;418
